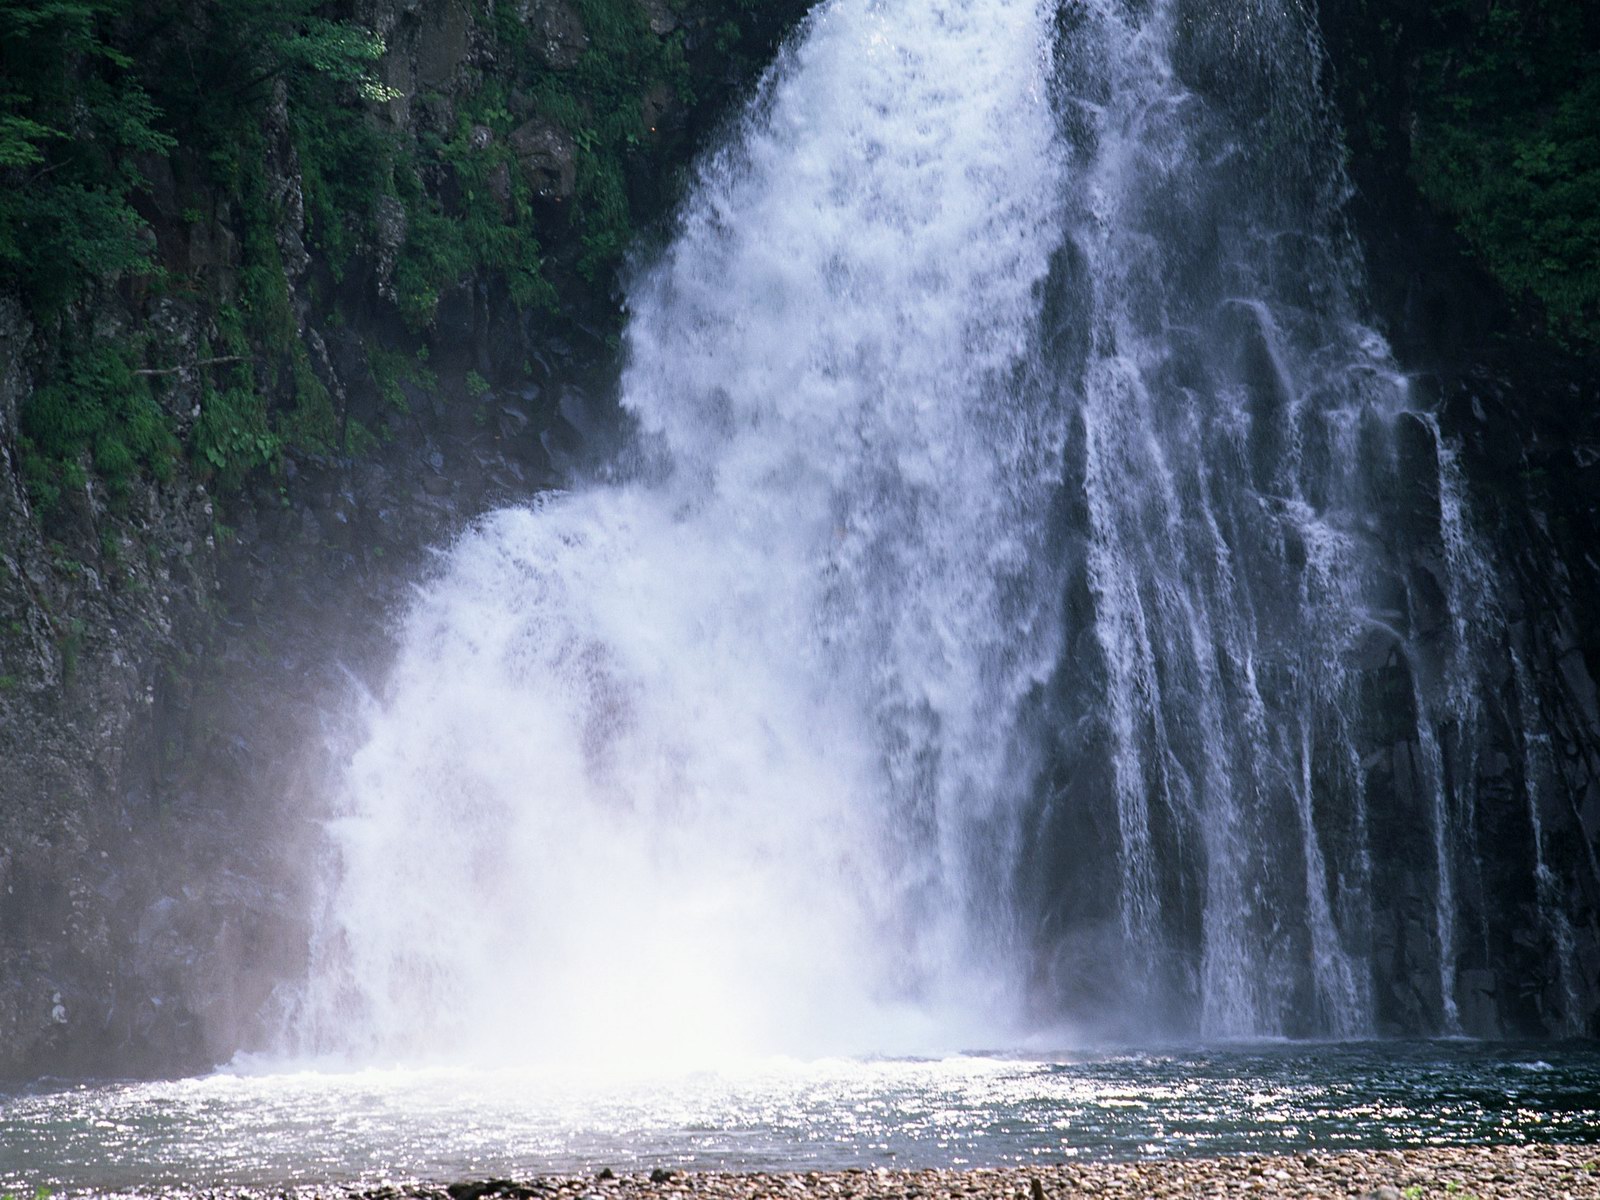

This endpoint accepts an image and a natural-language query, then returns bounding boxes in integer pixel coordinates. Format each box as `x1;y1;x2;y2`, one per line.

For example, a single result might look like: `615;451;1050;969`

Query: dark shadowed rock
510;119;578;200
521;0;588;69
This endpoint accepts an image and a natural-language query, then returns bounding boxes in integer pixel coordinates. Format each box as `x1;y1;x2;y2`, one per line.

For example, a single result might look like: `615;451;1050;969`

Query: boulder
522;0;588;70
417;0;473;87
509;119;578;200
638;0;676;36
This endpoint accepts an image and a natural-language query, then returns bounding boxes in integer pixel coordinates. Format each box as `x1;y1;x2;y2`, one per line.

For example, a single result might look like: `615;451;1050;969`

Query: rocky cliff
1318;0;1600;1036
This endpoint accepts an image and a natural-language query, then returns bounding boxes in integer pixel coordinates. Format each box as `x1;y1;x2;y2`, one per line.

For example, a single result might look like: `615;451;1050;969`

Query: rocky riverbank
72;1147;1600;1200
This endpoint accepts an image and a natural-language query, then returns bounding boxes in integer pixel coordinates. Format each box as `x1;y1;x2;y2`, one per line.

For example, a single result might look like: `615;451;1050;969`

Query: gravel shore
98;1147;1599;1200
476;1149;1599;1200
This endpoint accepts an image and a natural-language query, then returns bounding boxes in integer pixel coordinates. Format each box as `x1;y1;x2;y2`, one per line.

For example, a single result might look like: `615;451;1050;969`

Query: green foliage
147;0;395;125
282;348;340;453
190;311;280;489
196;138;335;468
563;0;684;277
223;1;399;280
392;161;476;329
0;114;55;169
3;0;402;508
1324;1;1410;164
393;74;564;328
1411;0;1600;344
4;0;815;518
293;99;394;276
192;376;282;487
59;615;86;683
277;18;396;99
0;0;173;314
20;339;176;513
367;346;433;413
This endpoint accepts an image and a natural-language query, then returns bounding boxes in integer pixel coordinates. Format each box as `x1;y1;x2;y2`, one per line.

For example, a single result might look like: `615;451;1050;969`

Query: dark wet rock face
1316;3;1600;1038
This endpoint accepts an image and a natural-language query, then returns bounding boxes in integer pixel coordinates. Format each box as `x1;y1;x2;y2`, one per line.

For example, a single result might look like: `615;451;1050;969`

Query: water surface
3;1042;1596;1193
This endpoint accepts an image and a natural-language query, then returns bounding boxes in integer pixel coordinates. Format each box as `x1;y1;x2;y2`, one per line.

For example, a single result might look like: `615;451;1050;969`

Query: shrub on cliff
0;0;172;315
2;0;817;515
1413;0;1600;347
1327;0;1600;349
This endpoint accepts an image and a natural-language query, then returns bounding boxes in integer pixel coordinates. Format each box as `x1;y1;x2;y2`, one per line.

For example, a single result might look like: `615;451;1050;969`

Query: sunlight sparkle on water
1;1044;1597;1194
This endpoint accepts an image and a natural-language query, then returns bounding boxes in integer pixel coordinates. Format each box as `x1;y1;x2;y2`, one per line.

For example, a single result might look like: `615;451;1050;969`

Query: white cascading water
1021;0;1580;1039
293;0;1583;1058
1039;0;1397;1036
297;0;1068;1065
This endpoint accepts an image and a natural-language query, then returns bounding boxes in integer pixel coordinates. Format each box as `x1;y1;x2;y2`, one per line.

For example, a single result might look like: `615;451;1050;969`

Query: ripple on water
1;1042;1598;1193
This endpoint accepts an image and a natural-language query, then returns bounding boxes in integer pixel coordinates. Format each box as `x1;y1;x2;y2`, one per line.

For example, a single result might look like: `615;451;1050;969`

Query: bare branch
133;355;254;377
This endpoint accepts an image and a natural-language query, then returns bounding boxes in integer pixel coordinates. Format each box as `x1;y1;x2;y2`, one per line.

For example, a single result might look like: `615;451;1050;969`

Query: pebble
75;1146;1600;1200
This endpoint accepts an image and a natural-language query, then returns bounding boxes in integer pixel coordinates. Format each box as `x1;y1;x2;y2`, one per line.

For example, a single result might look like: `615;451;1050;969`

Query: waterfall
1033;0;1405;1037
1017;0;1574;1040
297;0;1067;1064
1510;647;1583;1036
292;0;1571;1059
